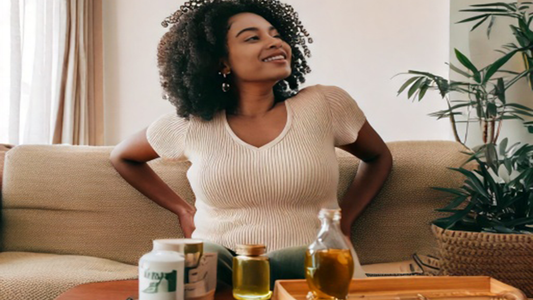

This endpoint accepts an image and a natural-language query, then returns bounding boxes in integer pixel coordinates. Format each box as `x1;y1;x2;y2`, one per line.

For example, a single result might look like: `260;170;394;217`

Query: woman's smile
262;55;287;64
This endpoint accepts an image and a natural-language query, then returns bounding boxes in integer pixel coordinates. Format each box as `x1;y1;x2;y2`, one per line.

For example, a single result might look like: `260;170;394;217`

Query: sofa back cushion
344;141;471;264
1;141;468;265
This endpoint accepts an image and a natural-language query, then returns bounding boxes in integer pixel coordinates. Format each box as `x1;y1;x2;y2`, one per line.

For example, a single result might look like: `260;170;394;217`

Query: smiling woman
110;0;393;291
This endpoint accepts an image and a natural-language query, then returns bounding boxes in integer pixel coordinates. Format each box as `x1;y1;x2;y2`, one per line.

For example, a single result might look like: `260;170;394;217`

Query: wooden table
54;280;234;300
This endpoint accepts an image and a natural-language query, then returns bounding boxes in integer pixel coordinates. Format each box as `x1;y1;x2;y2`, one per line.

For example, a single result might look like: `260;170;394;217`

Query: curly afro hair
157;0;313;121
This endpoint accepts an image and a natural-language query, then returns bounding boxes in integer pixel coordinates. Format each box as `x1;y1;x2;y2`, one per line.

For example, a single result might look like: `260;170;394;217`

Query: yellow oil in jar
233;256;272;300
305;249;354;300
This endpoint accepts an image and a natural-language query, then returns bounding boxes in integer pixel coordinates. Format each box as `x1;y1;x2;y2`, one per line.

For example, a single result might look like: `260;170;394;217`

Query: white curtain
0;0;103;146
0;0;66;145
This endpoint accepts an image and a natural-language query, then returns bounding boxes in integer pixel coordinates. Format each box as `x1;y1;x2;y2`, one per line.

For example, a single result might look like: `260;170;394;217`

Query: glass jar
233;244;272;300
305;208;357;300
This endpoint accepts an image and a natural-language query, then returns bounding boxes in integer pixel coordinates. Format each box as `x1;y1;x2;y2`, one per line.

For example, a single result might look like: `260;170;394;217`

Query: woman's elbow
109;143;127;167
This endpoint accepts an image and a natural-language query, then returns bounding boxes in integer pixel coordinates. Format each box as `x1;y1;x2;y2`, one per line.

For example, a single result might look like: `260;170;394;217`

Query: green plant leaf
440;195;469;211
504;157;513;174
450;167;491;199
408;77;425;99
499;137;509;155
456;14;491;24
455;49;481;82
432;187;467;196
485;143;499;170
506;103;533;111
497;69;520;75
504;68;533;89
487;15;497;38
447;62;472;78
460;8;510;13
433;197;478;230
506;217;533;227
476;215;496;228
471;15;490;32
487;102;498;117
493;225;517;233
397;76;420;95
494;77;506;104
418;81;430;100
469;2;516;10
469;3;515;10
509;109;533;117
483;49;518;84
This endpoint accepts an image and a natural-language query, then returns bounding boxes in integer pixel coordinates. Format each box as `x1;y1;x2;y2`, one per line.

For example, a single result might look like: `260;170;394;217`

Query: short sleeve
146;112;190;161
320;84;366;146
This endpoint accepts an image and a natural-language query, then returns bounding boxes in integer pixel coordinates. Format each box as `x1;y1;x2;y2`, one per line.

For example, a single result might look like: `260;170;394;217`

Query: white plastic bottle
139;250;185;300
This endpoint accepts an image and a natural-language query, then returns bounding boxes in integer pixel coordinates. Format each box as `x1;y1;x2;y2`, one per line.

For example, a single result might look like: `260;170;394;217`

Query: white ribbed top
146;84;366;251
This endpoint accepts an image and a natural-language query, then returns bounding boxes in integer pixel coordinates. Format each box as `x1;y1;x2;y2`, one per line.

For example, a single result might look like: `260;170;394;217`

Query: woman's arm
109;128;196;238
338;121;393;236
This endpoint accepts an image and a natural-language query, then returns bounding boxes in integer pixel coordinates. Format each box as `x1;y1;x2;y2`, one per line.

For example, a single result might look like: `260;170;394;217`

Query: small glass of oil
305;208;359;300
233;244;272;300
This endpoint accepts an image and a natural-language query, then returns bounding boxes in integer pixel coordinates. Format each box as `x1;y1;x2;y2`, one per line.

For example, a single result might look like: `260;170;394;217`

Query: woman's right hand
177;205;196;238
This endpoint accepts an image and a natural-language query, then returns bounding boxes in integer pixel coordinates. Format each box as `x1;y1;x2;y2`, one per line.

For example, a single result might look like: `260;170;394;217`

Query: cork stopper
236;244;266;256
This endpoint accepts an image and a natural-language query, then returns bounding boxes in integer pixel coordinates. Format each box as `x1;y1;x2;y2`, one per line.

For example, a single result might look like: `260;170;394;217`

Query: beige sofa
0;141;468;300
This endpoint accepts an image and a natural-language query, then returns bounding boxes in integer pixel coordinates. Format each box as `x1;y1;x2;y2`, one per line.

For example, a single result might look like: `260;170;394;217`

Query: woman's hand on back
177;204;197;238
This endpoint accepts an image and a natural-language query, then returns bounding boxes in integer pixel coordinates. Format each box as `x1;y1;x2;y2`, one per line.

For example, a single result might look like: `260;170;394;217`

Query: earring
219;71;230;92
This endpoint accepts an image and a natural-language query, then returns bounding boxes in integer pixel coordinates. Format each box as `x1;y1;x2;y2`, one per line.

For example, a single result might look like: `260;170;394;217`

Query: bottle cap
318;208;342;220
236;244;266;256
153;238;203;254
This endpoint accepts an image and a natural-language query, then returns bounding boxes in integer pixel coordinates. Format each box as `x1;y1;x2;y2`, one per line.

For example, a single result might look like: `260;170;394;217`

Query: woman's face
223;12;292;85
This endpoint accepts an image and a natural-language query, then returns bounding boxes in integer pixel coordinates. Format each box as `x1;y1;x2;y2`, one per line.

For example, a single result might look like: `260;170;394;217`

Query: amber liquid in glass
305;249;354;300
233;257;272;300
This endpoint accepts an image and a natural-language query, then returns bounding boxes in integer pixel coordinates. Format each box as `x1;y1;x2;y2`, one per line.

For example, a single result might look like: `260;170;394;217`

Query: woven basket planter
431;224;533;297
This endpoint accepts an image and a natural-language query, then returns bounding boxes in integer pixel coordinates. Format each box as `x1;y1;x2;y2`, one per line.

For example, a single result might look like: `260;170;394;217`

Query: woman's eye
246;36;259;42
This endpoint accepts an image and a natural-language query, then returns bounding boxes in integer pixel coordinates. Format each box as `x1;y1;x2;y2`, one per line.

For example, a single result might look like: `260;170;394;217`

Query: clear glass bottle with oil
305;208;362;300
233;244;272;300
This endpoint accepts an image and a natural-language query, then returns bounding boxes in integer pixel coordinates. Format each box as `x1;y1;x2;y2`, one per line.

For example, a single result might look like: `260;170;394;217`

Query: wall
103;0;452;145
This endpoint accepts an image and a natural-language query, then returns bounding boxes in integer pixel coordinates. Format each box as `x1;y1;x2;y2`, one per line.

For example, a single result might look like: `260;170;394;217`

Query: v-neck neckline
223;100;292;151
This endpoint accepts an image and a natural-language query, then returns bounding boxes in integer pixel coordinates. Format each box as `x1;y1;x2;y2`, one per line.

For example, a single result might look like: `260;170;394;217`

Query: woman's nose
266;36;282;49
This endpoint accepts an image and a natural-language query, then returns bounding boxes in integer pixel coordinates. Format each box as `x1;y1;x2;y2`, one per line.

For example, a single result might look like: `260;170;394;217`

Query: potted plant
397;2;533;296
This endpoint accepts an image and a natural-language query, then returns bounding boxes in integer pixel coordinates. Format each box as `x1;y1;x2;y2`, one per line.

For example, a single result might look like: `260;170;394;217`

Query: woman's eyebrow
235;26;276;38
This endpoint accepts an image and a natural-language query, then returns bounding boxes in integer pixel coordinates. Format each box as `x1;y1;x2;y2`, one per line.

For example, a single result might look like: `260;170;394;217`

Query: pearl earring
219;71;231;92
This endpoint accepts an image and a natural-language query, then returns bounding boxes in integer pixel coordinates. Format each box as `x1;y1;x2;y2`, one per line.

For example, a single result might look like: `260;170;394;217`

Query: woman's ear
219;59;231;74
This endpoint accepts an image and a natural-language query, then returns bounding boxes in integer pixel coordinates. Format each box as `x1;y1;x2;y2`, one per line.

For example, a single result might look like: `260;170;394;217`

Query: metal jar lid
236;244;266;256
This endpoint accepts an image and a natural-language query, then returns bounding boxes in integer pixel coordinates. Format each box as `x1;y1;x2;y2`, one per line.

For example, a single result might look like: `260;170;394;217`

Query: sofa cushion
0;251;138;300
340;141;472;264
1;145;193;261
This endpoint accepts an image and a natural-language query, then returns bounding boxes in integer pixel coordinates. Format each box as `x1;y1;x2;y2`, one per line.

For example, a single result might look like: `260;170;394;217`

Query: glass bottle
233;244;272;300
305;208;359;300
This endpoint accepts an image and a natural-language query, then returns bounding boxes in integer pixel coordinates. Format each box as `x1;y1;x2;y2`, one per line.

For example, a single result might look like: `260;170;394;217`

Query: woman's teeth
263;55;285;62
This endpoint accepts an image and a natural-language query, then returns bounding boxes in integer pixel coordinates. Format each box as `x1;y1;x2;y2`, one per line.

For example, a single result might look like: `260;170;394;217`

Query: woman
110;0;392;287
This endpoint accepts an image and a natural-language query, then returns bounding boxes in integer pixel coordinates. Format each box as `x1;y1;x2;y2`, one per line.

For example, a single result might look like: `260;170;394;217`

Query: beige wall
103;0;452;145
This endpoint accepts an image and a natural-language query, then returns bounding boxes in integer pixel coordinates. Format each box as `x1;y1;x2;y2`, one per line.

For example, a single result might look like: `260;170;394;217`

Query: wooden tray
273;276;528;300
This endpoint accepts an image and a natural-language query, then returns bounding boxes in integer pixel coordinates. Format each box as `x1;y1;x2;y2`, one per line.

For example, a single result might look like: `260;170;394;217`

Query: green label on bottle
142;270;177;293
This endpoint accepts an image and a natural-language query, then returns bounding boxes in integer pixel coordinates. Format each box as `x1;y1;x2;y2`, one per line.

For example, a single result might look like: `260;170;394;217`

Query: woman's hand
177;205;197;238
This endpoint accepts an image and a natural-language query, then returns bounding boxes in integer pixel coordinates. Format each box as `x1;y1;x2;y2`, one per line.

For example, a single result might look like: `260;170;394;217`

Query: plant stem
490;119;496;144
446;96;468;149
483;119;488;144
494;117;503;143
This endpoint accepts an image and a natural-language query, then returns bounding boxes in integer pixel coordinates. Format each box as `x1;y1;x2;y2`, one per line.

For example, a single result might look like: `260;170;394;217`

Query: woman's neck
231;82;277;118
